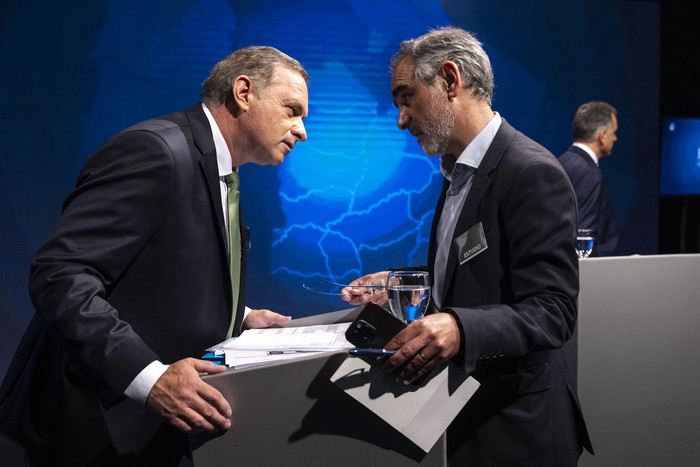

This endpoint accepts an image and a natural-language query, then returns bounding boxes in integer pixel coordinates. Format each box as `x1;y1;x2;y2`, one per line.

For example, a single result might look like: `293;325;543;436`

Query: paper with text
212;322;353;352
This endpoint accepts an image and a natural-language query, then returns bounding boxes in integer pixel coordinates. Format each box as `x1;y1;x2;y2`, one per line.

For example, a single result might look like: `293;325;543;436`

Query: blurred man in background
559;101;619;256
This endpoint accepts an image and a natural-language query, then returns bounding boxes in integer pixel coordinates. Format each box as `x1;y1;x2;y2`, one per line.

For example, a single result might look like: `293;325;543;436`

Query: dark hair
390;26;494;105
200;46;309;106
573;101;617;142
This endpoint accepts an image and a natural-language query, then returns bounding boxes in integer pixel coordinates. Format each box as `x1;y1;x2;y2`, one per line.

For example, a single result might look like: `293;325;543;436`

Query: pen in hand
348;348;397;357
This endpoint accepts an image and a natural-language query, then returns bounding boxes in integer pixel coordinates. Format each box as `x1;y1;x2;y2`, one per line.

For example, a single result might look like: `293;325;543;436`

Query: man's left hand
145;358;231;434
243;308;292;329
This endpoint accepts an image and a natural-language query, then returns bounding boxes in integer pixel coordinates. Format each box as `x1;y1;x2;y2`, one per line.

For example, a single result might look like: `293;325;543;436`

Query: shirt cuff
124;360;169;405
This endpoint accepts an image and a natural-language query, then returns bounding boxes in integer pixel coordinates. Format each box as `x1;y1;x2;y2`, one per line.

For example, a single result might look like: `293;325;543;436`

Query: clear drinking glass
386;271;431;323
576;229;596;259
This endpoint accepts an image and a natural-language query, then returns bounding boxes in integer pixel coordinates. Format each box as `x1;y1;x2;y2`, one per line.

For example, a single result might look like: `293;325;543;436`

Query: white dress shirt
572;142;599;166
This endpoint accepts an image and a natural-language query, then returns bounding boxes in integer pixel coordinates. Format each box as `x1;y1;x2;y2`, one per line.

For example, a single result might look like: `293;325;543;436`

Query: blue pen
348;348;397;357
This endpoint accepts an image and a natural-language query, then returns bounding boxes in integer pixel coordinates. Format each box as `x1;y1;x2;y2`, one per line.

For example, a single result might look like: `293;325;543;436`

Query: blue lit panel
660;117;700;195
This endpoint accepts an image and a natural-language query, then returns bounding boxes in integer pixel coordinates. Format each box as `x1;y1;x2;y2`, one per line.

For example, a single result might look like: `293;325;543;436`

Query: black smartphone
345;302;406;348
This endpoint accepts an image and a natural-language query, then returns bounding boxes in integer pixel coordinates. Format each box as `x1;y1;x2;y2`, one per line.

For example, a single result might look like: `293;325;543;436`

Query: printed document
207;322;353;368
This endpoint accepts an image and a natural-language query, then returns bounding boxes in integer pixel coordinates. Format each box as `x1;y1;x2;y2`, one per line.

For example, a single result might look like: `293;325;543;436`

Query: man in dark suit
0;46;308;466
343;27;593;466
559;101;619;256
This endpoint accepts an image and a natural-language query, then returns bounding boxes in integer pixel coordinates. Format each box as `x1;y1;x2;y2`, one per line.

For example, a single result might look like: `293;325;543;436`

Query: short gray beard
419;88;455;156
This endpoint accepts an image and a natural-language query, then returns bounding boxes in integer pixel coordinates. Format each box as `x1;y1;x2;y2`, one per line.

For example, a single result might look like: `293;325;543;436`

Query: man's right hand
145;358;231;434
340;271;390;306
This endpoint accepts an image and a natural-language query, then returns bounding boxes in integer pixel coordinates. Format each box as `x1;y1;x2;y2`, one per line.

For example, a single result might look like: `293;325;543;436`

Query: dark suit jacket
430;120;593;466
0;104;248;466
558;145;618;256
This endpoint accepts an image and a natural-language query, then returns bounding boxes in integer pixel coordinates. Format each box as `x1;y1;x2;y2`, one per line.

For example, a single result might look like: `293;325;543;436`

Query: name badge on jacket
455;222;488;265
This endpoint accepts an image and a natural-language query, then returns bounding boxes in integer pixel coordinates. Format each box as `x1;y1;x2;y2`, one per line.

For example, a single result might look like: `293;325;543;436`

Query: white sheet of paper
217;322;353;351
218;322;352;351
331;356;480;452
223;349;319;369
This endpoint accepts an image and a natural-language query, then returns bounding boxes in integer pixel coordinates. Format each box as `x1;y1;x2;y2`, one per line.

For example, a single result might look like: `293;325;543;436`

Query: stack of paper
207;322;353;368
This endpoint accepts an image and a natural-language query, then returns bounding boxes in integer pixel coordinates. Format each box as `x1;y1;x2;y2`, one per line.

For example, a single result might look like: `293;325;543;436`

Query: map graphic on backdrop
0;0;660;380
81;0;450;315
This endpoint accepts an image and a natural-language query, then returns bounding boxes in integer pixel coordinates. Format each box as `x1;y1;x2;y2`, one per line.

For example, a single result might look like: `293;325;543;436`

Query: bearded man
343;27;594;466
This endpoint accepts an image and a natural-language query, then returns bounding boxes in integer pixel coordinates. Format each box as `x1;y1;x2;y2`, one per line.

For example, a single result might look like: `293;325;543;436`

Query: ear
440;61;461;100
232;75;253;112
596;126;608;144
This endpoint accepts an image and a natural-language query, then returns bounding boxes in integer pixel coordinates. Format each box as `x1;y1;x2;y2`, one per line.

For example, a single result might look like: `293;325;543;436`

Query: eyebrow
286;101;308;118
391;84;408;99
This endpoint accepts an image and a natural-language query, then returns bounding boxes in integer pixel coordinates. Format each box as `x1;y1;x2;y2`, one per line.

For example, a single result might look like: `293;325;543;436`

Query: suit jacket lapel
435;119;517;307
428;177;449;280
186;104;248;334
185;104;229;257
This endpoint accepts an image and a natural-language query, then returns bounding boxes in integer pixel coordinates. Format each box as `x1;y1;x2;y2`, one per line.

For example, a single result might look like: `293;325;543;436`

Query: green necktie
224;172;241;339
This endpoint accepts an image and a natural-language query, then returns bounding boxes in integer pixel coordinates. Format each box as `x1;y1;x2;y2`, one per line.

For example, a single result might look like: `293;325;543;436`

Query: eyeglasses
302;279;385;296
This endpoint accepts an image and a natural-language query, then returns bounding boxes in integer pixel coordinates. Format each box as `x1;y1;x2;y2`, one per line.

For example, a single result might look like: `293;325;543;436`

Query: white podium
190;308;446;466
572;254;700;467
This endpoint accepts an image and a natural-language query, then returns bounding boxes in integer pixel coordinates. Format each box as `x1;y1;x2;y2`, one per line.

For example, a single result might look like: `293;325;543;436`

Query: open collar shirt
433;112;502;309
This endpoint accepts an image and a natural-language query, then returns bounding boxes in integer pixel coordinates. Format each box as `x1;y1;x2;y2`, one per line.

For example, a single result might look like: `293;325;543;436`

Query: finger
195;403;231;432
381;326;421;369
343;276;375;294
192;359;228;375
165;402;216;434
184;388;231;432
180;406;219;433
264;314;292;327
168;416;194;433
189;363;233;427
198;382;233;419
270;314;292;324
341;283;364;294
369;292;388;307
417;350;428;362
399;352;435;384
382;335;430;380
250;310;292;328
340;290;370;305
381;345;411;373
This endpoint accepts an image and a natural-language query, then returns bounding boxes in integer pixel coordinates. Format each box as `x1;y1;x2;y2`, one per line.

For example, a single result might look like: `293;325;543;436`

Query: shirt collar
572;142;599;166
201;103;234;177
440;112;502;181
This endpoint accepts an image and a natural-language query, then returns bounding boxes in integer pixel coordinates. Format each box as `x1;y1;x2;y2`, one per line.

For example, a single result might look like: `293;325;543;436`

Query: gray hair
390;26;494;105
573;101;618;142
201;46;309;106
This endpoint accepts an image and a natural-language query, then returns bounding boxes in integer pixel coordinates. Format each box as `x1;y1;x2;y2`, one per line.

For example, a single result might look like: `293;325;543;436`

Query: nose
397;108;410;131
292;118;307;142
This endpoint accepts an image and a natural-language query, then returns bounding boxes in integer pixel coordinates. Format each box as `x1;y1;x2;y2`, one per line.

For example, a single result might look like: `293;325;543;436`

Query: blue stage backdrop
0;0;659;379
